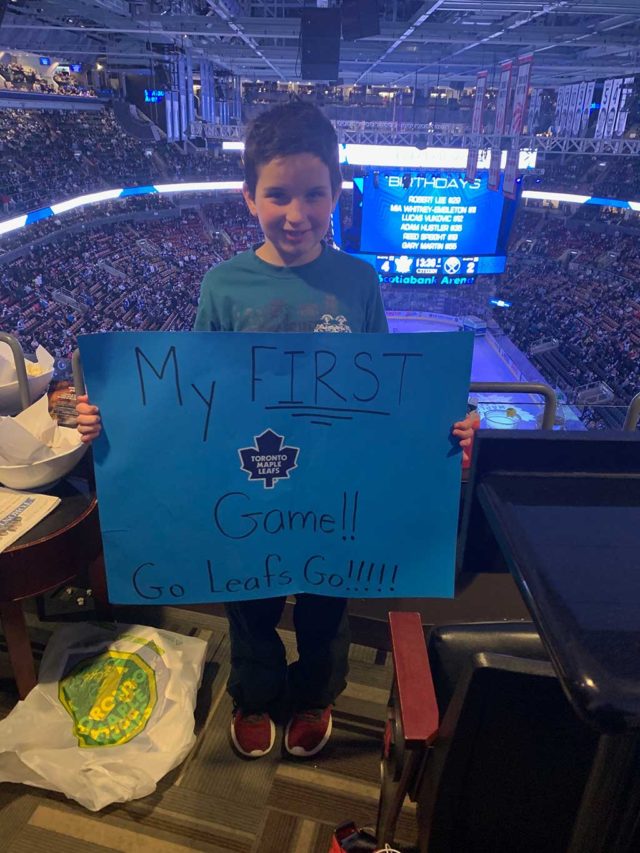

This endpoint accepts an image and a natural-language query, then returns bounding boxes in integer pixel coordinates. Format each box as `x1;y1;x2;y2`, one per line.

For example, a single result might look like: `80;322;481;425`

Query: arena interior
0;1;639;851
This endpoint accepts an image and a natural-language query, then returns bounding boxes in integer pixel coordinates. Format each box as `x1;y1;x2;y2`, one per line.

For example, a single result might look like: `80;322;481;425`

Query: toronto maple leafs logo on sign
238;429;300;489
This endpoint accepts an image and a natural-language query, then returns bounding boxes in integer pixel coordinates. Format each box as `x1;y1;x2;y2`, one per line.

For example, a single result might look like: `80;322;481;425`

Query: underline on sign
290;412;354;420
265;405;391;416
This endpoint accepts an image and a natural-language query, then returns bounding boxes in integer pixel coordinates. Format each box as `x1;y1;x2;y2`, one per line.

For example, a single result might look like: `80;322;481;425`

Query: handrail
623;392;640;432
470;381;558;430
0;331;30;412
72;348;85;396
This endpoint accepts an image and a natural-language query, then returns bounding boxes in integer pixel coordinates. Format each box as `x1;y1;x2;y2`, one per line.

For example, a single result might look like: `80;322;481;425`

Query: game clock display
379;254;479;286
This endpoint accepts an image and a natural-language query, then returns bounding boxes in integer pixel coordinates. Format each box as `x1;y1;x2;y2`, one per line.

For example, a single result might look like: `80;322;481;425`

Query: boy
77;101;475;760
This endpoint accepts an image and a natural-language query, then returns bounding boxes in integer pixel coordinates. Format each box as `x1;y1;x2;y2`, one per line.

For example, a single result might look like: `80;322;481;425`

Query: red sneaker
284;707;333;757
230;710;276;758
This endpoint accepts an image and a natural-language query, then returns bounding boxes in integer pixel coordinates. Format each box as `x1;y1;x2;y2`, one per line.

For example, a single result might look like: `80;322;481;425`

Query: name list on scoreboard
388;176;479;253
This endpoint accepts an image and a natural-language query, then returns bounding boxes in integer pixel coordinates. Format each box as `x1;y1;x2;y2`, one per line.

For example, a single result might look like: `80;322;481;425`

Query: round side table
0;478;103;698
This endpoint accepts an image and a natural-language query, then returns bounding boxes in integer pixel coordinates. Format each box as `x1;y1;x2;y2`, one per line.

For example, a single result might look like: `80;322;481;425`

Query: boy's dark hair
243;101;342;197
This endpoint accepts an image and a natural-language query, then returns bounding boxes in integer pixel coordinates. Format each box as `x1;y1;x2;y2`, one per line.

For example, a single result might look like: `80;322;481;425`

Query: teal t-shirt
194;243;389;334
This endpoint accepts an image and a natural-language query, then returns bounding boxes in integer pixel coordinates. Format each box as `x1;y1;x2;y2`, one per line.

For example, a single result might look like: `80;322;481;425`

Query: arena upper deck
2;0;640;88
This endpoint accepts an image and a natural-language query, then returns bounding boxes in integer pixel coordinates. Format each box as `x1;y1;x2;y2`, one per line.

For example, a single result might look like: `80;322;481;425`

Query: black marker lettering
264;509;285;535
281;350;305;404
133;563;162;599
264;553;281;588
135;346;183;406
251;345;277;402
191;380;216;442
303;554;326;585
206;559;221;593
367;562;376;584
214;492;258;540
314;350;347;403
341;492;347;540
288;509;319;532
351;491;359;539
319;513;335;533
353;352;380;402
382;352;423;404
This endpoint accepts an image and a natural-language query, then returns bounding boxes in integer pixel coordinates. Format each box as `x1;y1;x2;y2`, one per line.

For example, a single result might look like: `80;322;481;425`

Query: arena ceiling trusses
2;0;640;87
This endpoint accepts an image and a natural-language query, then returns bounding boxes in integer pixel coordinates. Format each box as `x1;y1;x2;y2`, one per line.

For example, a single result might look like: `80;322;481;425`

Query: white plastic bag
0;622;207;810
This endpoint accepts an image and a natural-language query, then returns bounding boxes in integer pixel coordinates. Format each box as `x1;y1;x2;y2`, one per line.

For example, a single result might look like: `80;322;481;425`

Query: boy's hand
76;394;102;444
452;411;480;464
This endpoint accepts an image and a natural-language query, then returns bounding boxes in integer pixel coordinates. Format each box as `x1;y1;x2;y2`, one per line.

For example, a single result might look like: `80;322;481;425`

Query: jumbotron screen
335;170;519;286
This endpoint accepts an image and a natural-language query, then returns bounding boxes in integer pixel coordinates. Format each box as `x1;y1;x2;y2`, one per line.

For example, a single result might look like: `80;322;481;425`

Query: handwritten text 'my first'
134;344;425;440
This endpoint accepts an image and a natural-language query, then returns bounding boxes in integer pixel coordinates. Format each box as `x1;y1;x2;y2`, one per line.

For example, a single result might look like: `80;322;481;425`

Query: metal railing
623;392;640;432
72;348;85;397
61;355;640;436
470;382;558;430
0;331;30;412
188;122;640;155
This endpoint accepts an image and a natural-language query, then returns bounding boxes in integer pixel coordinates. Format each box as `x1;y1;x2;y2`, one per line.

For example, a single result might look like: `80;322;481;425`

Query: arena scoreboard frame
333;170;519;287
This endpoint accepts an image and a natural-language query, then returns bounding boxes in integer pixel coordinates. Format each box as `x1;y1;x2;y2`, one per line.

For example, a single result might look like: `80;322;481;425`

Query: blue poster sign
79;331;473;604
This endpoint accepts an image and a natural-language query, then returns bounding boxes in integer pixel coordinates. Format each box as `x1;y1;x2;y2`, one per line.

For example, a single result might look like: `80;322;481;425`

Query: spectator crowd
0;107;243;216
0;61;95;97
0;101;638;433
525;154;640;202
498;213;640;426
1;209;222;359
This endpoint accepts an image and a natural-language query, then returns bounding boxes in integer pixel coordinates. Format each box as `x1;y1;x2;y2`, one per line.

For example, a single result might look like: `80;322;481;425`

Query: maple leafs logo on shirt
238;429;300;489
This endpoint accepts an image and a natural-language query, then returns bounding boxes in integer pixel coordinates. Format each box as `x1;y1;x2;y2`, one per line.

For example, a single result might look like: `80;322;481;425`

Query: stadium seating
0;103;638;431
0;61;95;97
0;107;243;214
375;614;599;852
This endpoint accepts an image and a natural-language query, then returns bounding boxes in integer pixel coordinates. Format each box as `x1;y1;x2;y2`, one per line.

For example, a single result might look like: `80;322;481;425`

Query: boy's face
243;153;340;267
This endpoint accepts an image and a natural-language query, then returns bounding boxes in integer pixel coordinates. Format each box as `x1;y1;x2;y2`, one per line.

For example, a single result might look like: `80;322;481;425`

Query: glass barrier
473;396;636;432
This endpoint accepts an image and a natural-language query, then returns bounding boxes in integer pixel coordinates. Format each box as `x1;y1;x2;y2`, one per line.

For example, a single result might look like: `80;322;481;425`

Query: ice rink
388;313;584;430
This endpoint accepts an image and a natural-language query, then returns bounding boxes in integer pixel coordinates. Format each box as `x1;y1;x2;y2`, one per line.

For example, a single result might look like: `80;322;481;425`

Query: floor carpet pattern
0;606;417;852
